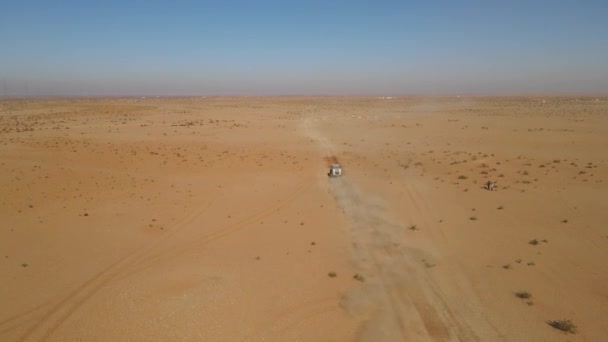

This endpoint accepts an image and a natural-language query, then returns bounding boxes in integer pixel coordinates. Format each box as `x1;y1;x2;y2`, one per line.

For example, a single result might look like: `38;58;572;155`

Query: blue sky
1;0;607;96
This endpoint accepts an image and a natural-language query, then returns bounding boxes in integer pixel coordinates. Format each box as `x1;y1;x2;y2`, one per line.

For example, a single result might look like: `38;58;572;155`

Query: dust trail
300;113;481;341
329;177;467;341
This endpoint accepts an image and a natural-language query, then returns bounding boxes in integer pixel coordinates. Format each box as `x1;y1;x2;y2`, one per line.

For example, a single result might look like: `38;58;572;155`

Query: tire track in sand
14;194;220;342
15;176;312;341
112;177;313;282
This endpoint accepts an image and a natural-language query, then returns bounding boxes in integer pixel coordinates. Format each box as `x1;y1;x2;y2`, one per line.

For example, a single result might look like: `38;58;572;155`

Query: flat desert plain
1;96;607;341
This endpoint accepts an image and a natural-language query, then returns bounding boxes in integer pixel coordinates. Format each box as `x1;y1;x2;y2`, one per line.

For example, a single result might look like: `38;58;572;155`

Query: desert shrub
529;239;539;245
458;175;468;179
328;272;337;278
515;291;531;299
547;319;577;334
423;260;436;268
353;274;365;282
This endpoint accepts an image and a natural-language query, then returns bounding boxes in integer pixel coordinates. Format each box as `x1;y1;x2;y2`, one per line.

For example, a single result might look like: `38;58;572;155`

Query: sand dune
1;96;607;341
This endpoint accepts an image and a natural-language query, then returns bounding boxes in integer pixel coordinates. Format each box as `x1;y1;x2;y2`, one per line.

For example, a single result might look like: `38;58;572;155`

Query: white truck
328;163;342;177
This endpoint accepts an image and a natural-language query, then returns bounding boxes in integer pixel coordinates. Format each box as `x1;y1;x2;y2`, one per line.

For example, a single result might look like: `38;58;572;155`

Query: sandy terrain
1;96;607;341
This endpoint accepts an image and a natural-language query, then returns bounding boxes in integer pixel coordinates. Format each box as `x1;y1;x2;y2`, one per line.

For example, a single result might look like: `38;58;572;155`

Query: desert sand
1;96;607;341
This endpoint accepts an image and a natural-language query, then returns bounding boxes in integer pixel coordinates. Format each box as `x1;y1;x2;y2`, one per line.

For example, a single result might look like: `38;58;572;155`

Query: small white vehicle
328;163;342;177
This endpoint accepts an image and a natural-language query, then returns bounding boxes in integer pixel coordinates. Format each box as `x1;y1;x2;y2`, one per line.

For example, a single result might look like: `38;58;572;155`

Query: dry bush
353;274;365;282
547;320;577;334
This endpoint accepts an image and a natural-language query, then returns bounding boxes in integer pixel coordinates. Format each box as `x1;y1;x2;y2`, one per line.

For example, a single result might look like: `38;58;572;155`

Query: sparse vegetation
515;291;531;299
547;319;577;334
353;273;365;282
422;259;436;268
5;90;606;342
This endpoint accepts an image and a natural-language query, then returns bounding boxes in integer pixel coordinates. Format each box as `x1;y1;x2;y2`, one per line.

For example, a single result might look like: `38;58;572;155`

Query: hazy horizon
2;0;608;97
